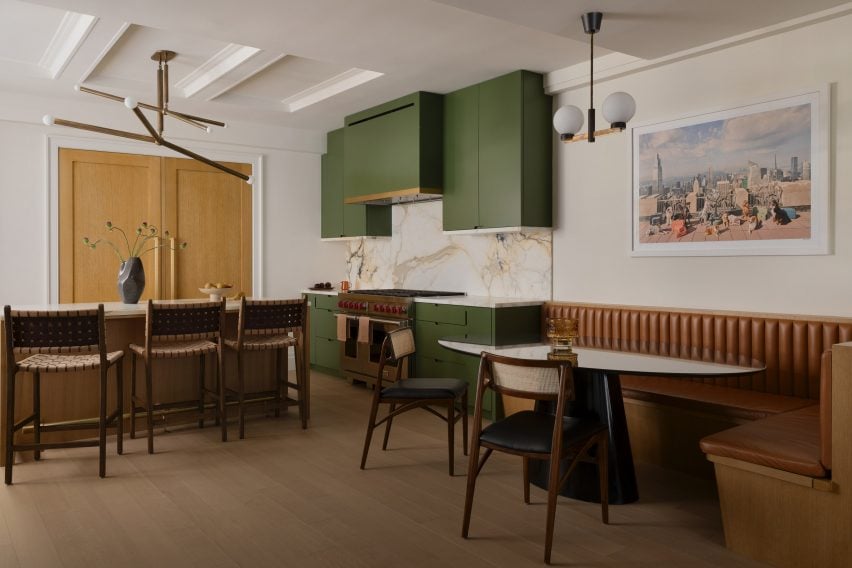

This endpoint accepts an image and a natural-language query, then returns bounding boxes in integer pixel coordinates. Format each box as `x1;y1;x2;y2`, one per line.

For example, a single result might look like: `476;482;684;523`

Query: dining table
438;339;764;505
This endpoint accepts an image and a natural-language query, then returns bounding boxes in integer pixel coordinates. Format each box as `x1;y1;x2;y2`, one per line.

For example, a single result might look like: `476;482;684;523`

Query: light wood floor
0;371;767;567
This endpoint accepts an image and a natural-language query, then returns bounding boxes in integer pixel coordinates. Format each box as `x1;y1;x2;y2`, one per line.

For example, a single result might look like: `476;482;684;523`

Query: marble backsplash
345;201;552;298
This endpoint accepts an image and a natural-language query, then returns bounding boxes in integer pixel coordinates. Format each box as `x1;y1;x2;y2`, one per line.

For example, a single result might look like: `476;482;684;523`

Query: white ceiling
1;0;850;134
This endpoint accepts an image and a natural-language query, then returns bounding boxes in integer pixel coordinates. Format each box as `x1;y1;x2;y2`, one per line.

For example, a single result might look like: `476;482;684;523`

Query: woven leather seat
224;298;308;438
130;339;218;359
360;328;468;476
223;334;295;351
17;351;124;373
130;300;227;453
3;304;124;484
381;378;467;399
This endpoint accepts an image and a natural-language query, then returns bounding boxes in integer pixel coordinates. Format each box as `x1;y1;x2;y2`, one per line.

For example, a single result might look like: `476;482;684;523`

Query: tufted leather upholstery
544;302;844;476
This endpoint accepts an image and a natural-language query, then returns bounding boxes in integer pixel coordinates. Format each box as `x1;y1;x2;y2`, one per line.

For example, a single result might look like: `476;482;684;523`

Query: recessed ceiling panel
0;0;67;65
85;24;230;93
215;55;351;103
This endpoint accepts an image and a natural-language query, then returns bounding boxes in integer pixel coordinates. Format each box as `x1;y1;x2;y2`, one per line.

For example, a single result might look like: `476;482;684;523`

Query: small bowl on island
199;282;233;301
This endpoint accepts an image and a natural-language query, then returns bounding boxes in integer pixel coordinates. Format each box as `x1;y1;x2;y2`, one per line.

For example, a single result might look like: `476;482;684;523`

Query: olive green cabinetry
443;70;552;231
306;293;341;376
414;302;541;420
321;129;391;238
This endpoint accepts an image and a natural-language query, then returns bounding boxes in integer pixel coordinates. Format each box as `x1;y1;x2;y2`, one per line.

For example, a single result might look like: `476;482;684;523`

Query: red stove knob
337;300;344;308
377;305;385;312
393;306;402;314
345;301;353;309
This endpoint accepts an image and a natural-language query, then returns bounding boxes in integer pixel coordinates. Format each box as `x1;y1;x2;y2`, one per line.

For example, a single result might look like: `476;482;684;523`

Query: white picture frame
631;85;830;257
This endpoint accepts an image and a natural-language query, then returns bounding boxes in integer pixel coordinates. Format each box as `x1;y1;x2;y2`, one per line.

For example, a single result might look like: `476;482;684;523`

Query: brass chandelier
43;50;253;184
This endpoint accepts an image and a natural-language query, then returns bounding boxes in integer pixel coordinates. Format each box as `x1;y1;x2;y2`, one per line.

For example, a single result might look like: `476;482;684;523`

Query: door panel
58;149;161;303
163;158;252;299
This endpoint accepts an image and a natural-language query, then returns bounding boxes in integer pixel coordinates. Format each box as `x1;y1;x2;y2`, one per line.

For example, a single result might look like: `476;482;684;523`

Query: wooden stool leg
274;348;283;418
218;350;227;442
33;371;41;461
461;392;468;457
237;350;245;440
5;370;16;485
145;360;154;455
116;362;123;456
523;456;531;504
447;401;455;476
381;403;395;450
360;396;380;470
130;353;137;440
99;367;108;478
198;354;206;429
295;346;307;429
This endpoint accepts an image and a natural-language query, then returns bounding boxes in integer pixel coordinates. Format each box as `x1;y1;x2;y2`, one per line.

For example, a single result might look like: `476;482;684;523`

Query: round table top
437;340;764;377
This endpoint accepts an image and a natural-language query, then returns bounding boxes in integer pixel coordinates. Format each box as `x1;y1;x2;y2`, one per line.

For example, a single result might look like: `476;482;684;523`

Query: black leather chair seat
381;378;467;400
480;410;607;454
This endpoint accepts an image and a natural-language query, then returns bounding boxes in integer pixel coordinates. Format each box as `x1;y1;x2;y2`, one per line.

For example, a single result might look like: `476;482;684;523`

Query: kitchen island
0;300;306;466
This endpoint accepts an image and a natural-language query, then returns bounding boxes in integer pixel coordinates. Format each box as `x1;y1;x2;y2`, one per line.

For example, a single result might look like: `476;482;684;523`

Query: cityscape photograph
634;102;812;246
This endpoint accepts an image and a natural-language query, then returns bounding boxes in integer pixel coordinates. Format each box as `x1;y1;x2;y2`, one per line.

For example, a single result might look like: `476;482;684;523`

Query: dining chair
129;300;226;453
224;297;308;438
461;352;609;564
360;327;468;475
3;304;124;483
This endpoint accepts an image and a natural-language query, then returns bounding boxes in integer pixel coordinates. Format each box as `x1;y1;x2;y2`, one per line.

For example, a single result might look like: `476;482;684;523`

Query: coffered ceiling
2;0;851;134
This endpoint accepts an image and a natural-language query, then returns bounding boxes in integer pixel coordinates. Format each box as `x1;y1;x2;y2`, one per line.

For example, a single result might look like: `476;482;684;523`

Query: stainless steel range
336;289;464;386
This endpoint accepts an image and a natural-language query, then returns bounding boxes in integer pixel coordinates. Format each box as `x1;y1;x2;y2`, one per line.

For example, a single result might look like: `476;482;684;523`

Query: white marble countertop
413;295;546;308
301;289;339;296
0;299;243;320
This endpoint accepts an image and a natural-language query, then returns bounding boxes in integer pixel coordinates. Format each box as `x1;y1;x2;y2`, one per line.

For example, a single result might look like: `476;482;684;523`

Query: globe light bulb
552;105;584;140
124;97;138;110
42;114;55;126
73;84;81;92
602;92;636;128
246;175;254;186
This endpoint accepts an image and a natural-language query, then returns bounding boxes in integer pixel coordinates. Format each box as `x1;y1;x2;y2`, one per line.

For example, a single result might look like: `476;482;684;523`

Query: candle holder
546;317;579;365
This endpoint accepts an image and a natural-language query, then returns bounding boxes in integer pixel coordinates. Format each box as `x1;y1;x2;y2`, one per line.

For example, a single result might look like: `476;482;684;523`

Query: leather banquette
543;302;846;479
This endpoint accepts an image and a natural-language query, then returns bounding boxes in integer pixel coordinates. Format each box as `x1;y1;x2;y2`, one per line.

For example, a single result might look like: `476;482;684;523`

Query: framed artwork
631;86;830;256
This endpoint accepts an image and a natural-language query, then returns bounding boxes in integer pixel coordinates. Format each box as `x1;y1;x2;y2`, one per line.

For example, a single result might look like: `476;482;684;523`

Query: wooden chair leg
98;368;108;478
544;449;562;564
198;354;206;429
116;362;123;456
381;403;395;450
5;370;16;485
523;456;530;504
447;401;455;476
461;392;468;457
461;438;482;537
360;397;380;470
598;432;609;524
130;353;137;439
295;346;307;430
145;361;154;455
237;350;245;440
33;371;41;461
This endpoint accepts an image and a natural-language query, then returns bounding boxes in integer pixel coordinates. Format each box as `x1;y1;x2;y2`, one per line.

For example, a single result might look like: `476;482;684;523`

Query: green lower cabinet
307;294;341;376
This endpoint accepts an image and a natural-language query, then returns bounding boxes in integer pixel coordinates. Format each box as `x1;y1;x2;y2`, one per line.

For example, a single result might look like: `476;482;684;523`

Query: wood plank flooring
0;371;767;567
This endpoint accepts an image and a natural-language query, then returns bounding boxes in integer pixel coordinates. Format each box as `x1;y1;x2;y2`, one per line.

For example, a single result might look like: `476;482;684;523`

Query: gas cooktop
344;289;465;298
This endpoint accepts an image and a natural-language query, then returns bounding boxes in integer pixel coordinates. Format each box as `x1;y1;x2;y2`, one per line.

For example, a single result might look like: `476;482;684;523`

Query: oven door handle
340;314;407;326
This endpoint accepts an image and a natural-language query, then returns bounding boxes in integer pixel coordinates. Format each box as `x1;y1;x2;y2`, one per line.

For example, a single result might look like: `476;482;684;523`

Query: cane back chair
3;304;124;484
224;297;308;438
461;352;609;564
360;327;468;476
129;300;226;453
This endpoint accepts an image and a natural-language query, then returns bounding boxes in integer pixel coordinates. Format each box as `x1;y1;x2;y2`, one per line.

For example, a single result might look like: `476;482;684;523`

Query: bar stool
3;304;124;484
224;298;307;438
129;300;226;453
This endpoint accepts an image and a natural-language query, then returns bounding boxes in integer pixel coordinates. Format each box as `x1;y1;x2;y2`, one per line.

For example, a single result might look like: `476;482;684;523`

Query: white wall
552;14;852;316
0;90;344;305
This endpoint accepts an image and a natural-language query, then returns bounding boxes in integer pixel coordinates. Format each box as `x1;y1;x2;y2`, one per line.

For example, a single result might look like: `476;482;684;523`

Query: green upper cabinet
321;128;391;238
343;92;443;200
443;70;552;231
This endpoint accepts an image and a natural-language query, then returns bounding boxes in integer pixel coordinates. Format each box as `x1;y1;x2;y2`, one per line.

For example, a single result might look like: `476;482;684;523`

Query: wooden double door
59;148;253;303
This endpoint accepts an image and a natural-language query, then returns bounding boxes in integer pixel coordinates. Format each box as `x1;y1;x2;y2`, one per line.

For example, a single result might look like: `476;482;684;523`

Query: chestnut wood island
0;300;306;466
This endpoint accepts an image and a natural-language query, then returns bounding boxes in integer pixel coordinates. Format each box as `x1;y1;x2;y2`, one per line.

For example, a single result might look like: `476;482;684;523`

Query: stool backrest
234;297;306;349
3;305;105;356
146;300;225;344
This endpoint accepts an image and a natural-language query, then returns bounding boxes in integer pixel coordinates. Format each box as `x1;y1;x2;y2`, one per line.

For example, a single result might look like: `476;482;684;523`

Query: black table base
528;370;639;504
